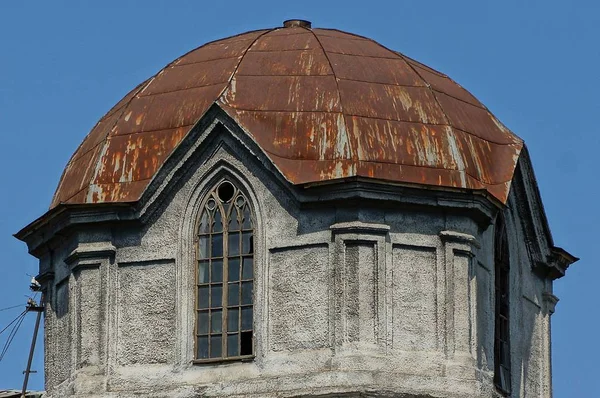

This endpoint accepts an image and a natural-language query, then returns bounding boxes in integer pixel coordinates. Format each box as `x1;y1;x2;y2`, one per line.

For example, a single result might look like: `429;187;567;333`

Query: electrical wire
0;310;26;336
0;304;24;312
0;310;27;361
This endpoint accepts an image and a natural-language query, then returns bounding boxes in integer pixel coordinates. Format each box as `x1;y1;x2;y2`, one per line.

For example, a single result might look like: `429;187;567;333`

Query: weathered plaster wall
36;122;555;398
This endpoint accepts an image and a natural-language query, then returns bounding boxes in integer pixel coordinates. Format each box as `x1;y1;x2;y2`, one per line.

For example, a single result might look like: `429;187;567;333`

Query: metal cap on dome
283;19;311;29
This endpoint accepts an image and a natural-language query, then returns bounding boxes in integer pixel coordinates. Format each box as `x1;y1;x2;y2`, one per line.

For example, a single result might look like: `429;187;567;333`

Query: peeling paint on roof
51;25;523;208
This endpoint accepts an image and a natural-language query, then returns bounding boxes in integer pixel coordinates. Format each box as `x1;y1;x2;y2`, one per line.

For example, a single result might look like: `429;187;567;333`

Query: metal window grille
195;180;254;361
494;214;511;394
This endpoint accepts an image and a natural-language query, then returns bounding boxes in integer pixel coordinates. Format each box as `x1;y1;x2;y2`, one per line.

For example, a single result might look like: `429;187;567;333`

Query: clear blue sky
0;1;596;395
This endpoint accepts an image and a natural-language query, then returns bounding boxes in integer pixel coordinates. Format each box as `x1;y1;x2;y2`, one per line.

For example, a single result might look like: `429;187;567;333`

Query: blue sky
0;1;596;395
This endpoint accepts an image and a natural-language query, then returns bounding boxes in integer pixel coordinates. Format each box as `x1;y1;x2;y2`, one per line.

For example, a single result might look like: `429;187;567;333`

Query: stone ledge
330;221;390;234
65;242;116;269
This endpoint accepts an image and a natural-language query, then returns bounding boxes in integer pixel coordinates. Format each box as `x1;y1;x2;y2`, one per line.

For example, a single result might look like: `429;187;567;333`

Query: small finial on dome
283;19;311;29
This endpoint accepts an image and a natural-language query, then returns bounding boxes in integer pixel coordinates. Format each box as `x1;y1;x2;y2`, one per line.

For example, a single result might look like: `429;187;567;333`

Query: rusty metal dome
52;23;523;208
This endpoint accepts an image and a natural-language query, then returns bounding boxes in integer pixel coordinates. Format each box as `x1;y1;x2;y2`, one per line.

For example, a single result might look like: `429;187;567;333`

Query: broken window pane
240;331;252;356
218;181;235;202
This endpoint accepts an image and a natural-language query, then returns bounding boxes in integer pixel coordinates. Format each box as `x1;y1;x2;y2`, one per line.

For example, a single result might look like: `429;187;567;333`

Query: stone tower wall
34;122;554;398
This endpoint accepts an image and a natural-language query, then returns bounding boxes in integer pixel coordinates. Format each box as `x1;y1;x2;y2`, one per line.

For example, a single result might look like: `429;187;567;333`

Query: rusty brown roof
51;24;523;208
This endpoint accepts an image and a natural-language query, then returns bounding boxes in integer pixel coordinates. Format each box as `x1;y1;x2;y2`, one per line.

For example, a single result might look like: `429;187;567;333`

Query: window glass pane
228;258;240;282
206;198;216;211
242;232;253;254
213;209;223;233
241;281;253;305
228;232;240;256
197;336;209;359
210;335;222;358
227;308;239;332
210;284;222;308
211;259;223;283
197;310;209;334
198;260;209;283
198;236;209;259
211;310;222;333
242;257;253;279
502;342;510;364
199;211;209;234
212;234;223;257
241;307;253;330
235;195;245;208
503;368;511;391
228;283;240;306
198;286;209;309
227;334;239;357
230;208;240;230
242;206;252;229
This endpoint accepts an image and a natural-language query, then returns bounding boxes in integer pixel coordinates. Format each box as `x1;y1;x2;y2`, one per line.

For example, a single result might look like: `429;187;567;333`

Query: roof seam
313;28;373;42
323;50;398;59
64;139;103;166
171;55;241;67
401;52;503;116
260;145;512;185
400;55;454;127
196;29;271;48
245;48;323;53
138;81;230;98
235;73;334;77
57;185;89;206
216;29;274;105
91;177;154;186
310;29;355;161
401;54;448;77
104;124;195;138
223;105;518;145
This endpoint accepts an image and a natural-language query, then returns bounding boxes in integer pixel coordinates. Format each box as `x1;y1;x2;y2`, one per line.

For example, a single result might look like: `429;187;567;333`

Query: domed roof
52;21;523;208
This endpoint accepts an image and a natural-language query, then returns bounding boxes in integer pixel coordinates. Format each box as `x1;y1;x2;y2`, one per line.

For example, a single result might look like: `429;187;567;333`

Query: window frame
192;178;255;364
494;213;512;395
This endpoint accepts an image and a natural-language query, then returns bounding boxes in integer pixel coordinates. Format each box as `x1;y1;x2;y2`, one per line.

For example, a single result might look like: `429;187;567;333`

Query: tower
16;20;577;397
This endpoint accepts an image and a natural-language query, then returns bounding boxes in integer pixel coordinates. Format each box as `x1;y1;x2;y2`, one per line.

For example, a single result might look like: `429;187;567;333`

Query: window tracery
195;180;254;361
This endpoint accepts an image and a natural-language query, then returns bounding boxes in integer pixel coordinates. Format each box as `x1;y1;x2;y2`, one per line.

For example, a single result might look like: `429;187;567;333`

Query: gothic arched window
494;213;511;394
195;180;254;361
